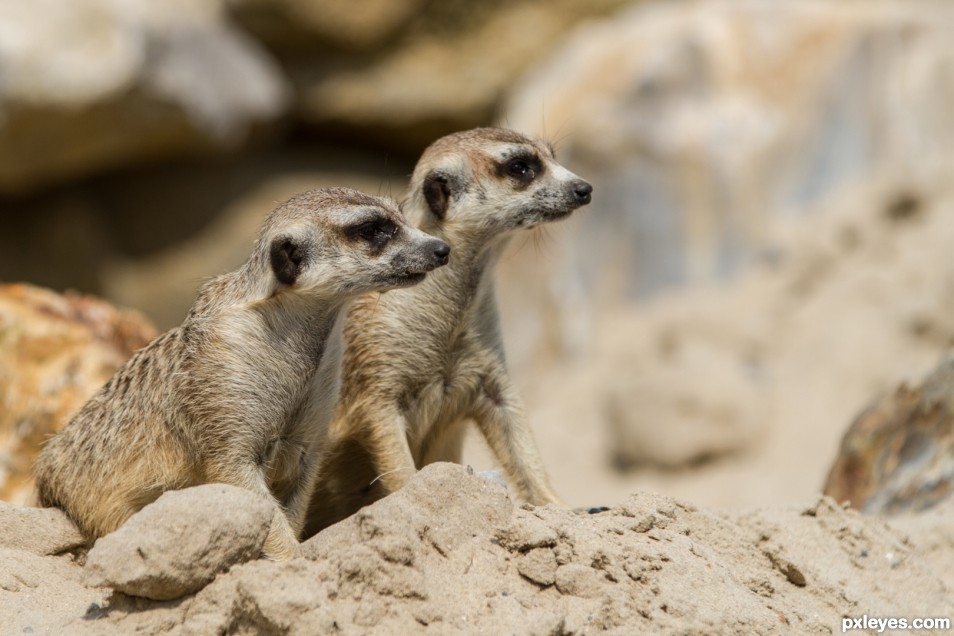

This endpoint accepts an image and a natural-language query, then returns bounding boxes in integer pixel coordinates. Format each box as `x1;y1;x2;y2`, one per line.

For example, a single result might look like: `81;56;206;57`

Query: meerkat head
407;127;592;236
260;188;450;299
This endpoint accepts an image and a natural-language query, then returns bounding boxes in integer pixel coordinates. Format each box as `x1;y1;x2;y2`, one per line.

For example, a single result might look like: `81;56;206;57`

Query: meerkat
34;187;451;560
304;128;593;534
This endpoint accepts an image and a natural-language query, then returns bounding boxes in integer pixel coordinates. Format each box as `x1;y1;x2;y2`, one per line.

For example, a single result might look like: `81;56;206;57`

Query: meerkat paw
263;543;301;561
262;535;301;561
262;510;302;561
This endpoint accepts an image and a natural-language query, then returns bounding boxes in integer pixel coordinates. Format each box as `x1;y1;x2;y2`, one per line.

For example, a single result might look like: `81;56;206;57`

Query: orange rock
0;283;156;504
824;356;954;514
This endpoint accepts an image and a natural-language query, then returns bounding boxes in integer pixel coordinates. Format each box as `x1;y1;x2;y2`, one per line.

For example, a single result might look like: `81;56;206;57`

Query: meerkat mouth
545;207;576;221
522;207;576;229
390;271;428;287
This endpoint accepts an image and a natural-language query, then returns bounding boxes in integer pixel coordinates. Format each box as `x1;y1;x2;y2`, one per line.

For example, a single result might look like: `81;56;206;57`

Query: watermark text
842;615;951;633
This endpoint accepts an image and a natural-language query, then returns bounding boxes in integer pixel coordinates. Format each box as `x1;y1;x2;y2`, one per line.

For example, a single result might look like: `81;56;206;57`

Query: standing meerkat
34;187;450;560
305;128;593;534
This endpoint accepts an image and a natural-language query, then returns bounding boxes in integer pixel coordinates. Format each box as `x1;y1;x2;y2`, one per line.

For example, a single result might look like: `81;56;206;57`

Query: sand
0;464;950;634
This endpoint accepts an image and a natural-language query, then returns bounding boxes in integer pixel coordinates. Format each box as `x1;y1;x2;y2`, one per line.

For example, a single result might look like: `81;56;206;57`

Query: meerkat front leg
280;447;322;539
472;374;566;507
348;404;418;496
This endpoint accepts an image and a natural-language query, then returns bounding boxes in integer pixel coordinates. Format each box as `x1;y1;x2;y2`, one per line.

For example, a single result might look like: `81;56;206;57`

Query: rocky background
6;0;950;507
3;0;954;509
2;0;954;632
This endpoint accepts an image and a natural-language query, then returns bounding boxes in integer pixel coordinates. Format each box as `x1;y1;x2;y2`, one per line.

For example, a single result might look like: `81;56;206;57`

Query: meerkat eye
348;218;397;248
507;160;532;179
502;155;540;182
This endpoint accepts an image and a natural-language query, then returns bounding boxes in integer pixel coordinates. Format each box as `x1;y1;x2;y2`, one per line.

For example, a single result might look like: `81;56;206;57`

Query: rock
824;354;954;514
500;0;954;365
300;462;514;562
0;501;86;555
554;563;605;598
762;547;808;588
0;0;289;193
229;0;426;52
0;284;156;504
186;463;516;634
495;513;559;552
233;0;633;148
603;313;769;468
83;484;274;601
516;547;558;586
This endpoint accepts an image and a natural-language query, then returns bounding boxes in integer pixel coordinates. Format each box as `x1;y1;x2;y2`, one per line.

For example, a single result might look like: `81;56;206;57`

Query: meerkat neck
409;222;511;326
420;217;513;272
187;262;346;368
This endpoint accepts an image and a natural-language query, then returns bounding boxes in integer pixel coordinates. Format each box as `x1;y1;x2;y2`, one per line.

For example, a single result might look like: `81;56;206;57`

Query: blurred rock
0;283;156;504
84;484;274;601
228;0;425;52
230;0;633;148
824;354;954;514
604;303;769;468
0;0;289;194
0;193;109;295
0;145;411;326
501;0;954;365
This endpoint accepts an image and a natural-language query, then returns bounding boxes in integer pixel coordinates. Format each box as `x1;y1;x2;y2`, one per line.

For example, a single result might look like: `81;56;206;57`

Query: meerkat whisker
368;468;408;487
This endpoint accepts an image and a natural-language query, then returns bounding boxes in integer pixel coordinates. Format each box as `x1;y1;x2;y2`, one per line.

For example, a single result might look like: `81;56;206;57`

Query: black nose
573;181;593;204
433;241;451;265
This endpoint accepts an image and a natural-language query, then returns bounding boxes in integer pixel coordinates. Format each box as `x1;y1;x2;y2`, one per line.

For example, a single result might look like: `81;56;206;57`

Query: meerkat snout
433;241;451;262
378;230;451;289
402;234;451;270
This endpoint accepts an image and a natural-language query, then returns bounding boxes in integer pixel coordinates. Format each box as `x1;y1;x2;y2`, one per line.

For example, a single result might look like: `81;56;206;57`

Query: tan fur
305;128;593;534
34;188;449;560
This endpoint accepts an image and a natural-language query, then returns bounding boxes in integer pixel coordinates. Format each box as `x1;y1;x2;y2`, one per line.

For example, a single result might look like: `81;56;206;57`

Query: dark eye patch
345;216;398;251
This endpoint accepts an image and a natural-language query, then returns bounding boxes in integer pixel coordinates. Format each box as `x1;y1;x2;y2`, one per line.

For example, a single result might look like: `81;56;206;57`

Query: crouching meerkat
304;128;593;534
34;188;450;560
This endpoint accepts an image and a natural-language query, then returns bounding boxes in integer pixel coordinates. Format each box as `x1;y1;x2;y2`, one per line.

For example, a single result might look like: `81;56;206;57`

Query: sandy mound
1;463;950;634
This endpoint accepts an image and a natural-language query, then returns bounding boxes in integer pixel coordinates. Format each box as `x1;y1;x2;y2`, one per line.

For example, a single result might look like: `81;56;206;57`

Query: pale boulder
83;484;274;601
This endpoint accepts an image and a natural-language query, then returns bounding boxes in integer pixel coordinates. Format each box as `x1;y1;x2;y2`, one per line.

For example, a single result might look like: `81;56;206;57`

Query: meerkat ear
423;170;456;220
269;236;304;286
